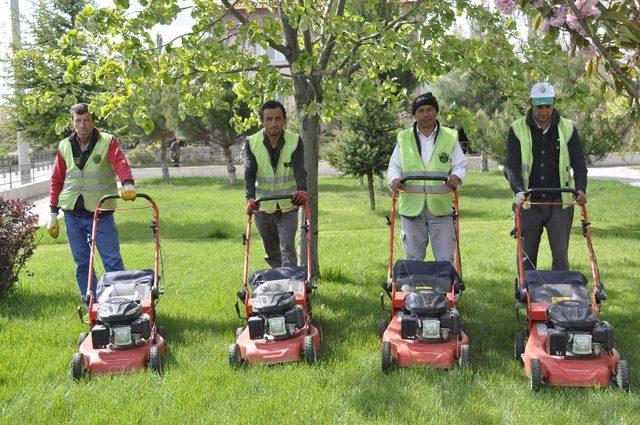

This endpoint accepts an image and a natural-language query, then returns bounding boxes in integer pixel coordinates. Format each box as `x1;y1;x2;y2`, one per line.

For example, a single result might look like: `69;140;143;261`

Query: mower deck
383;317;469;368
79;333;166;374
523;322;619;387
237;324;320;364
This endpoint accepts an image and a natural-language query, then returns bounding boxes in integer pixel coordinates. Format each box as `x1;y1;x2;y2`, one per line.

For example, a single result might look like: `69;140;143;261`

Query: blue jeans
64;213;125;298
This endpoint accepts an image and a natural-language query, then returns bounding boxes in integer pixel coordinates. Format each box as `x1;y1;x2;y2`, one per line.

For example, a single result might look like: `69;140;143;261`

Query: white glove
513;191;526;206
47;212;59;239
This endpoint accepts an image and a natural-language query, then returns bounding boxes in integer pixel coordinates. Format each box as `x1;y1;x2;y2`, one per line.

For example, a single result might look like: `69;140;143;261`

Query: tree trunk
367;171;375;210
378;175;384;191
481;151;489;172
160;139;170;181
296;109;321;278
357;176;363;189
222;143;237;185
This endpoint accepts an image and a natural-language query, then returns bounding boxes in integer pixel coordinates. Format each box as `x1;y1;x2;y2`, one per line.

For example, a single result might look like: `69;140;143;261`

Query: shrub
0;198;39;297
126;145;156;166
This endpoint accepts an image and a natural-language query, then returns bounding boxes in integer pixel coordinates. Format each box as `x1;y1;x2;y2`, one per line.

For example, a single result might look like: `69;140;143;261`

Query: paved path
25;165;640;227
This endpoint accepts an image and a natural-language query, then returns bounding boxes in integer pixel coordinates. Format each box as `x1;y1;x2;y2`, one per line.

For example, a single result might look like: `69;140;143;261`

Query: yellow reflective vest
248;129;299;212
511;116;574;208
397;125;457;217
57;132;117;211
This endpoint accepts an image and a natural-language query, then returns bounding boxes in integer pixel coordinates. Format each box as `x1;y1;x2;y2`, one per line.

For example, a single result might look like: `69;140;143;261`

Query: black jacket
504;109;587;201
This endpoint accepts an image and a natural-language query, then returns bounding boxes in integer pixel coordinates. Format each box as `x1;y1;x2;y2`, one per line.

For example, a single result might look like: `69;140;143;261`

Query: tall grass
0;173;638;424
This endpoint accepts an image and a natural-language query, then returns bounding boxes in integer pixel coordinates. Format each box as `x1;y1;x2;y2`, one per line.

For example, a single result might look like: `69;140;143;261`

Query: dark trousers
253;209;298;268
521;205;574;271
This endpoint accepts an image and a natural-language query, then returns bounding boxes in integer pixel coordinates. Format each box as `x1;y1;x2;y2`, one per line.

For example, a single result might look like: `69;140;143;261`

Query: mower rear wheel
157;325;166;340
77;332;88;348
530;358;543;391
458;345;470;368
303;335;317;365
149;346;162;373
378;319;388;339
311;319;323;345
382;341;393;374
236;327;244;338
616;360;631;391
514;332;525;364
228;344;244;368
72;353;85;381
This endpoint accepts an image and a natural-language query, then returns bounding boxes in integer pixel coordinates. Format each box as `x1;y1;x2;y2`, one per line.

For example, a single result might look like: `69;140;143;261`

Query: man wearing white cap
504;82;588;270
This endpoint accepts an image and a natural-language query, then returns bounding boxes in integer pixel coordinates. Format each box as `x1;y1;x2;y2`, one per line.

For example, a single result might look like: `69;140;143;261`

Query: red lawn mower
513;188;629;391
379;176;469;372
229;195;321;366
72;193;166;380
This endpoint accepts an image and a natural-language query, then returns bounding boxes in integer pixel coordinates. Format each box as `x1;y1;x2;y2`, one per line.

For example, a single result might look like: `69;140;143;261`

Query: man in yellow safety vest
504;82;588;270
47;103;137;303
243;100;307;268
387;92;468;264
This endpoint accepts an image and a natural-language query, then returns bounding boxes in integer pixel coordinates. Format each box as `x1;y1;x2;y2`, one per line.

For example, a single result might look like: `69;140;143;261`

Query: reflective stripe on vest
57;132;118;211
512;116;574;208
248;129;299;212
397;126;457;217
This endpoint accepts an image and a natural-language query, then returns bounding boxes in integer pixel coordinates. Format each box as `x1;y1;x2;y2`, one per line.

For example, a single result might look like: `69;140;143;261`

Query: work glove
119;183;137;201
513;191;527;206
390;179;404;193
292;191;308;206
47;212;59;239
244;198;259;215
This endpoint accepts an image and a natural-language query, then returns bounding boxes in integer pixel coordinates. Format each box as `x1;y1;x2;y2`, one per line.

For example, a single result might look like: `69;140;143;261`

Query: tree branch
219;0;290;56
317;0;346;69
565;0;640;100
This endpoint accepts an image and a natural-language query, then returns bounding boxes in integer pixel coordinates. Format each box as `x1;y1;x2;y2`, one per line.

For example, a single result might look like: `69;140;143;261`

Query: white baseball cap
530;82;555;105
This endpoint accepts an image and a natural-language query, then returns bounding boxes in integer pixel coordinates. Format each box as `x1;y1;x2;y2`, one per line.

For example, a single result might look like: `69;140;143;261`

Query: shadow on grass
113;219;242;242
140;176;232;187
0;287;75;320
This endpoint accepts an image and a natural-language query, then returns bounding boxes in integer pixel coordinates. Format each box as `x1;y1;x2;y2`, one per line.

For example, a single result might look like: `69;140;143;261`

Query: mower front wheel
149;346;162;373
616;360;631;391
458;344;470;368
530;358;543;391
382;341;393;374
514;332;525;364
311;319;323;345
378;319;388;339
72;353;85;381
303;335;317;365
228;344;244;368
77;332;88;348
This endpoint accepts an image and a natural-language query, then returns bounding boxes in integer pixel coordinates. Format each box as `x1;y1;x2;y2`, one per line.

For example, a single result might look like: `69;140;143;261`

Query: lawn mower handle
255;194;298;203
99;193;153;203
399;176;448;184
524;187;579;197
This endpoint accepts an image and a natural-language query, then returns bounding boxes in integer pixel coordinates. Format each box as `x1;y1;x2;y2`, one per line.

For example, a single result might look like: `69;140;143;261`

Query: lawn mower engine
400;291;460;341
91;300;151;349
248;291;305;340
546;300;614;357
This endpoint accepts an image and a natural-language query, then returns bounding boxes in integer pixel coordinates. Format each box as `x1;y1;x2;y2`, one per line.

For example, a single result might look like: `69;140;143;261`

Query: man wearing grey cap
387;92;467;264
504;82;588;271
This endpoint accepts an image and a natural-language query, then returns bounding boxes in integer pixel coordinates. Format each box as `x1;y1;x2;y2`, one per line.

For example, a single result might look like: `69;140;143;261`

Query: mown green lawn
1;173;639;424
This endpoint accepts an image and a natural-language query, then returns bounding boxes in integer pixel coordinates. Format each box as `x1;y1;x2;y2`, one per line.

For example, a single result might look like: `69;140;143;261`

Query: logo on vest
438;153;450;163
283;162;293;168
92;154;102;164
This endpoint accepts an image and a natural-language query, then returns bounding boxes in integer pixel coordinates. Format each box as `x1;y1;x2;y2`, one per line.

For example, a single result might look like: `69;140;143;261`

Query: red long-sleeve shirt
49;129;133;210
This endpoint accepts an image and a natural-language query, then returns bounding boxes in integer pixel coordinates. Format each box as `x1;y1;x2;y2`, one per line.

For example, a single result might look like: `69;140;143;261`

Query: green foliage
126;144;155;166
3;0;100;148
0;199;39;297
325;102;399;209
